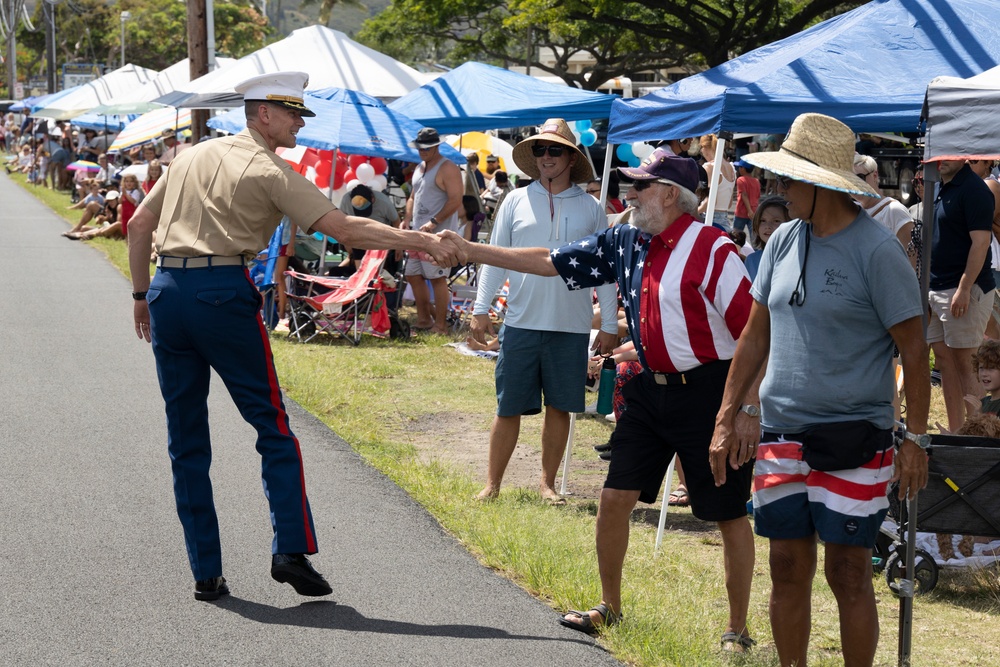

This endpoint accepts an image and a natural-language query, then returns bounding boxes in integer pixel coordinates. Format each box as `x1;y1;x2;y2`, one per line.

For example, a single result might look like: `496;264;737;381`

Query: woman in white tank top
697;134;735;230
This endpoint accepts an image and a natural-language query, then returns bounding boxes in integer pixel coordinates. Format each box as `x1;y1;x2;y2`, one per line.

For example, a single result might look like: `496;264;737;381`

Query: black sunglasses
775;175;794;189
632;179;673;192
586;188;601;194
531;144;566;158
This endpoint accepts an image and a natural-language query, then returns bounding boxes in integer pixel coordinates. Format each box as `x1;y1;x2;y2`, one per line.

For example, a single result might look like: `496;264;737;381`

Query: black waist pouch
799;420;891;472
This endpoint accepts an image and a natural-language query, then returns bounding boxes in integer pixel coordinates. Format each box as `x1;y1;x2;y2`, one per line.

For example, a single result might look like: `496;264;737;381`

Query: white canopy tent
31;64;158;120
154;25;429;109
923;65;1000;162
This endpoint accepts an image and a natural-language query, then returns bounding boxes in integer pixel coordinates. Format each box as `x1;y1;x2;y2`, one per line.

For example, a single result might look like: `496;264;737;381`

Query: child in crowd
743;194;791;281
142;160;163;194
967;339;1000;417
458;194;486;242
119;173;145;236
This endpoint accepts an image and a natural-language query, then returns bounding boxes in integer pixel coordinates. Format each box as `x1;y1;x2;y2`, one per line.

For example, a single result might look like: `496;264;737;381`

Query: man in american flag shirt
445;148;761;650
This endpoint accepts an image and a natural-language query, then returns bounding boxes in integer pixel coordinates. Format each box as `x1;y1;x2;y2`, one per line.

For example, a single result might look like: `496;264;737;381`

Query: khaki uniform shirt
143;128;336;259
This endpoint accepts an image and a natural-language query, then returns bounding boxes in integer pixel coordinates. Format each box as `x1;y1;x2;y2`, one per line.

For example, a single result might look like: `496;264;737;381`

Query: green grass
11;170;1000;666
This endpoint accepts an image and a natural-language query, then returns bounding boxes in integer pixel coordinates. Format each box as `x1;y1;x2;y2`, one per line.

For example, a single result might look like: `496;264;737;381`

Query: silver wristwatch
903;431;931;449
739;404;760;418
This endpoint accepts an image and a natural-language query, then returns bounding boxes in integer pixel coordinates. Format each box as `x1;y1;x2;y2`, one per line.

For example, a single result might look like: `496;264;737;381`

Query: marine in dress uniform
127;72;463;601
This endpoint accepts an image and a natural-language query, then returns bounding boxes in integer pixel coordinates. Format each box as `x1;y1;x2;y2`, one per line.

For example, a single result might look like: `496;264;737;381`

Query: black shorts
604;361;753;522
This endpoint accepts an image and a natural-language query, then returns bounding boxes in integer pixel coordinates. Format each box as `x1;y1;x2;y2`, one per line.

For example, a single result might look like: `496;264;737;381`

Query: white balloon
366;174;388;192
345;179;362;191
330;185;349;203
632;142;654;159
355;162;376;182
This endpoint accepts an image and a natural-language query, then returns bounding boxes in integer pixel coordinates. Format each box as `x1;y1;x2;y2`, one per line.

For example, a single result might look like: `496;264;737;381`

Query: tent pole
600;142;614;211
704;131;732;228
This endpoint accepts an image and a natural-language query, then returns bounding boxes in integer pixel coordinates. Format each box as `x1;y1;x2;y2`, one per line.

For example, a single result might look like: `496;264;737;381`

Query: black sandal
558;603;621;635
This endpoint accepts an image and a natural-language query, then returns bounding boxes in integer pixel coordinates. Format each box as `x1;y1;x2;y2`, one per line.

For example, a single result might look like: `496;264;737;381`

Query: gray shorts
926;285;992;348
494;325;588;416
404;255;448;280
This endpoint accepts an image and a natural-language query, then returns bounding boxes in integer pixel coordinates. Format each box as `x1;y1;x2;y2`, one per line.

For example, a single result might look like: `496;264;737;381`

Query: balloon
616;144;635;162
315;160;333;188
366;174;387;191
580;128;598;147
330;185;349;205
369;157;388;175
632;142;653;159
348;154;368;171
628;156;642;168
345;179;361;191
571;127;582;145
332;169;344;190
575;119;592;132
355;162;375;182
343;169;356;184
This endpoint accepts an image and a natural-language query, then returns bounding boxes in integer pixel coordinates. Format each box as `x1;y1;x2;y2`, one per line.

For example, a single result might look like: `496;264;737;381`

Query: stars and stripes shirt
550;213;752;373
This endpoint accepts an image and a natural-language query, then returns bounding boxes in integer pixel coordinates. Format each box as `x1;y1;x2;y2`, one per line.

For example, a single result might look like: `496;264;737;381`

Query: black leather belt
156;255;246;269
649;360;729;385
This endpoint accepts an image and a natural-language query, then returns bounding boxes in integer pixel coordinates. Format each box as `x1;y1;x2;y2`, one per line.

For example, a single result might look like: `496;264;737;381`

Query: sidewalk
0;172;622;666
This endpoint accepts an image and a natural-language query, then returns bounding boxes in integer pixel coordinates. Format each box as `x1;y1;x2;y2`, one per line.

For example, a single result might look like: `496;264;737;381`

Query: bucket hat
742;113;879;197
409;127;443;149
512;118;593;183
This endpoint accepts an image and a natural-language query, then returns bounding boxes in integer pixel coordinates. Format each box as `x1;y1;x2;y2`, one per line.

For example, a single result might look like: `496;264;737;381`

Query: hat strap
780;147;819;166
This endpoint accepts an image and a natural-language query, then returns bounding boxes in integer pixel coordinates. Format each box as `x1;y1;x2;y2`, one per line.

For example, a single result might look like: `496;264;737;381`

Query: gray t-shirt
751;212;923;432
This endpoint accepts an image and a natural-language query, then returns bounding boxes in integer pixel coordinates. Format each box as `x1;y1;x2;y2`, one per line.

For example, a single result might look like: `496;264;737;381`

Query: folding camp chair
248;225;283;330
285;249;394;345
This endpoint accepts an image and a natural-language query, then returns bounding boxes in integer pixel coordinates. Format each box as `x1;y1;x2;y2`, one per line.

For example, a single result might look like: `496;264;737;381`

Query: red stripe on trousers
245;269;317;553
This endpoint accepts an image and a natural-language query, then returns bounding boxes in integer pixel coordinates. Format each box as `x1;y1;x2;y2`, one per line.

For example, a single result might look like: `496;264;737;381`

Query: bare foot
475;486;499;502
540;487;566;506
430;326;450;335
465;336;495;351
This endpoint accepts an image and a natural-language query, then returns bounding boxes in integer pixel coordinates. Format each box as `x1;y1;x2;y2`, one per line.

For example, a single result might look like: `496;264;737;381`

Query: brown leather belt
156;255;246;269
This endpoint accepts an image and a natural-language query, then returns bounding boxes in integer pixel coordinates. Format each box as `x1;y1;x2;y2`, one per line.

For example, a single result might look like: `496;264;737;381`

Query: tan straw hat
742;113;879;197
512;118;593;183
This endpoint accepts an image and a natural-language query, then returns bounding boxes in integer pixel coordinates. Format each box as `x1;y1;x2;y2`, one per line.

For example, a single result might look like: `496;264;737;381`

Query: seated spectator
94;153;116;189
5;145;33;175
64;179;106;236
458;194;485;242
67;190;123;240
332;183;401;276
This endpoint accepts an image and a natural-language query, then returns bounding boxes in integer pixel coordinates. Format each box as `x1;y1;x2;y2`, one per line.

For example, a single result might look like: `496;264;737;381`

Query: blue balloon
616;144;635;162
580;128;598;147
575;119;592;132
628;156;642;168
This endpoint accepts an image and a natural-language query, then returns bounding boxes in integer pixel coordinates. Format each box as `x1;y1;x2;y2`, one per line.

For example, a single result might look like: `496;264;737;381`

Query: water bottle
596;357;616;415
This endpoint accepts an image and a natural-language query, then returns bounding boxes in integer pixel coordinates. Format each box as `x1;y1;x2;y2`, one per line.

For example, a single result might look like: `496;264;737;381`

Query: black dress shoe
271;553;332;596
194;576;230;601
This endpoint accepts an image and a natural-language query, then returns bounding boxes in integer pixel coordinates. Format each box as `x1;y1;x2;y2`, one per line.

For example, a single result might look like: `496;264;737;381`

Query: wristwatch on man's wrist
739;404;760;418
429;216;439;227
903;431;931;449
132;291;148;301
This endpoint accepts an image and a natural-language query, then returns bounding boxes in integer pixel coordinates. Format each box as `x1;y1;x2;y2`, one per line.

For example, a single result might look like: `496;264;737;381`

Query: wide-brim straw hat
742;113;879;198
512;118;593;183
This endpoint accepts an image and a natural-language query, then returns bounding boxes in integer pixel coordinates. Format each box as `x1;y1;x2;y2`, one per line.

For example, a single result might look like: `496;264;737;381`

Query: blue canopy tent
208;87;465;165
388;61;615;134
609;0;1000;143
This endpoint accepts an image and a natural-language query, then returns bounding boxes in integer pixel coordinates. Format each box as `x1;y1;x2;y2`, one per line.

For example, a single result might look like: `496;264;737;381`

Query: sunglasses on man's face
632;179;674;192
531;144;566;158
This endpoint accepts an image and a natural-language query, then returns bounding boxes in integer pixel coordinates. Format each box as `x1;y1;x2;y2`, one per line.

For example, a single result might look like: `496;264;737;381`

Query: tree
299;0;363;27
9;0;268;86
358;0;866;89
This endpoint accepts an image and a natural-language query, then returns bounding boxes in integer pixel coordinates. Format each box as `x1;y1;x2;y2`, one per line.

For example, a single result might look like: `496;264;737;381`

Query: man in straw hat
448;146;758;649
127;71;464;602
470;118;620;506
709;112;930;667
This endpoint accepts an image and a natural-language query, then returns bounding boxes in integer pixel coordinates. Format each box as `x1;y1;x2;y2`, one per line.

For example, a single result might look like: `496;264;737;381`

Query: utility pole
44;0;56;93
2;0;28;97
187;0;208;142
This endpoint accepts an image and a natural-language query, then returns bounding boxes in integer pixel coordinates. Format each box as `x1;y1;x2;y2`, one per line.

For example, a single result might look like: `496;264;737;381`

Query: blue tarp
207;88;465;165
389;61;616;134
609;0;1000;142
70;113;136;132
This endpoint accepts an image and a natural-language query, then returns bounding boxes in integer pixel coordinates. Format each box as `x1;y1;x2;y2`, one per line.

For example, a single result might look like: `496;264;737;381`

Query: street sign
62;63;103;90
14;83;24;99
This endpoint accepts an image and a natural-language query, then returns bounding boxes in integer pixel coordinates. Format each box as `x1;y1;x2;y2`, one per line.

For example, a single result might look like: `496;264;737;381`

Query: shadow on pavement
216;597;597;645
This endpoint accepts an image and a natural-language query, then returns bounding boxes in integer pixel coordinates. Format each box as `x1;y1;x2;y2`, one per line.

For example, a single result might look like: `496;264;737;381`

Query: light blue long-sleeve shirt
474;181;618;334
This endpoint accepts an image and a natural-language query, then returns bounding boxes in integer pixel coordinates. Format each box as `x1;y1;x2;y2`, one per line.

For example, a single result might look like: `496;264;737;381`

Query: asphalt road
0;172;622;667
